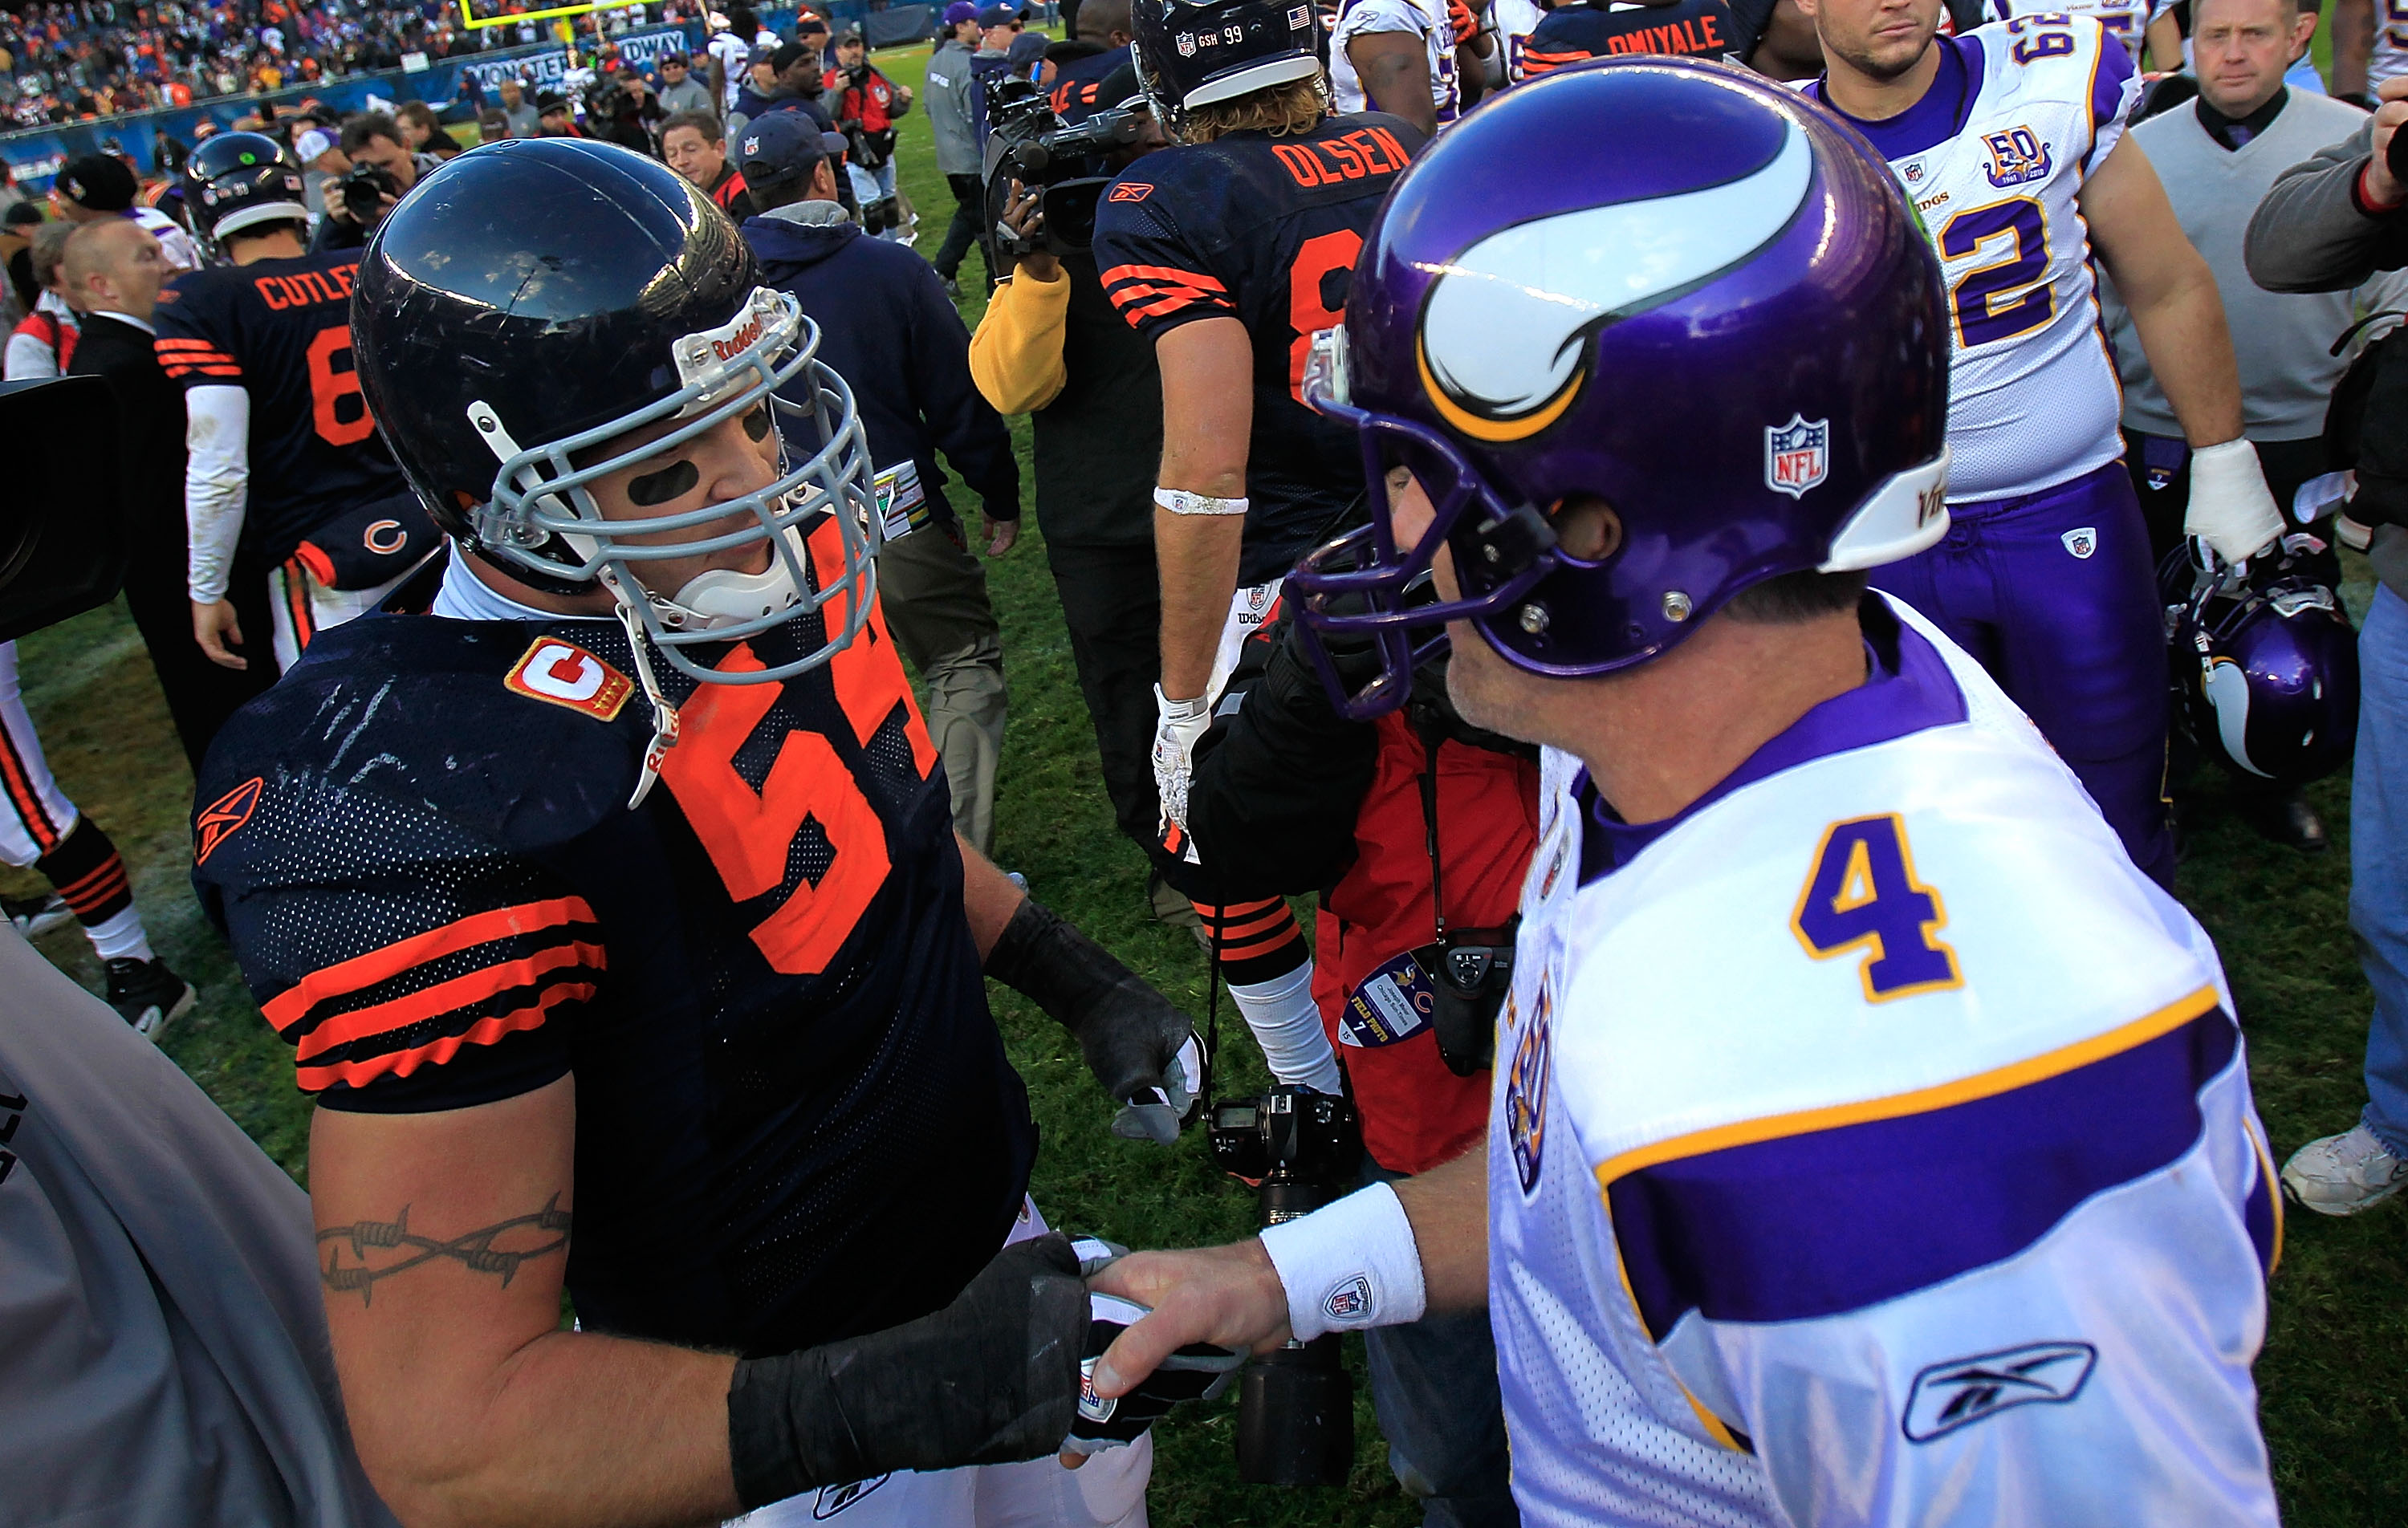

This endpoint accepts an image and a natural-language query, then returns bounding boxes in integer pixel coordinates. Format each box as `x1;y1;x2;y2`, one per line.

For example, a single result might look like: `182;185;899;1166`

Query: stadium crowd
9;0;2408;1523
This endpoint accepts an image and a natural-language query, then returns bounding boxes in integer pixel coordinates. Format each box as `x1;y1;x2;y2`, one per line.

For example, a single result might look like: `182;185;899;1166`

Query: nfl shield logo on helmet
1177;29;1197;53
2061;526;2097;559
1765;415;1829;499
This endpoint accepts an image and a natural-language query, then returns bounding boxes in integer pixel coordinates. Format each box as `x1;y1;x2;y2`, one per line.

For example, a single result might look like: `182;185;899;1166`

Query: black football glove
726;1233;1088;1510
1062;1288;1247;1457
985;896;1205;1144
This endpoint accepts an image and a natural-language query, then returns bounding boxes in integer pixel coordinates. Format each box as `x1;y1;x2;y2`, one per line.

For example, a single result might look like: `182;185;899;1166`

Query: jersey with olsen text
1092;113;1426;581
1489;595;2278;1527
153;250;409;567
190;524;1038;1360
1520;0;1739;75
1331;0;1462;124
1808;19;2139;502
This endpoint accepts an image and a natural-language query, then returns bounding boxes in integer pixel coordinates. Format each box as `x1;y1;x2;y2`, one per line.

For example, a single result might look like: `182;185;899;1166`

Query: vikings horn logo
1416;120;1815;444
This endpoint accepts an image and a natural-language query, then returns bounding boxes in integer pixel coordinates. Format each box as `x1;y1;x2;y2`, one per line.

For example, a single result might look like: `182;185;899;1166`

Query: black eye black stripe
627;460;701;507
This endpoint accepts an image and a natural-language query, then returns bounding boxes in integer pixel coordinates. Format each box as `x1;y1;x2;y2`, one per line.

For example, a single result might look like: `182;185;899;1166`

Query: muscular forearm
1154;510;1246;699
958;832;1029;957
1393;1144;1490;1312
357;1328;739;1528
2127;267;2247;446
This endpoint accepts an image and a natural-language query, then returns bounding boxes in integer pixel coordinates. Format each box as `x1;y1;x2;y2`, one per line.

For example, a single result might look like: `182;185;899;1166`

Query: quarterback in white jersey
1076;60;2280;1527
1800;0;2282;891
1331;0;1471;130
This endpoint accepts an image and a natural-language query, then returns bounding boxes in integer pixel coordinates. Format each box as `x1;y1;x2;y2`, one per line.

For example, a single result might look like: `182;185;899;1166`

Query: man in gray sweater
2106;0;2407;850
2248;77;2408;1214
925;2;989;294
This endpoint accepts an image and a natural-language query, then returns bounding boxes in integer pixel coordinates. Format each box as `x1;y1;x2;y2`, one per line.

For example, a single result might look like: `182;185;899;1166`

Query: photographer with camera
826;28;914;240
2246;86;2408;1213
310;112;435;251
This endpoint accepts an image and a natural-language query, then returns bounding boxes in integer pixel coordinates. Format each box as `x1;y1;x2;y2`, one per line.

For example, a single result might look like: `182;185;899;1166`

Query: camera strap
1412;715;1450;941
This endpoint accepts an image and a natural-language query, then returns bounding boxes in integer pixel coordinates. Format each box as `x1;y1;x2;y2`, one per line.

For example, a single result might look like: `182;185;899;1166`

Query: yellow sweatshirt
967;265;1072;416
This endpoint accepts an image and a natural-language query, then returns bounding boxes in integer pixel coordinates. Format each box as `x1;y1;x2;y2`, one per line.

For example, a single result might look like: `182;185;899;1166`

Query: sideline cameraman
2247;81;2408;1213
1180;607;1535;1528
311;113;435;252
826;28;914;239
970;63;1195;916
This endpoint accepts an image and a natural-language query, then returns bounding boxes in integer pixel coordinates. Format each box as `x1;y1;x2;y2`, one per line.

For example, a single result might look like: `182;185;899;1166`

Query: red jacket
824;63;901;134
11;306;77;372
1312;710;1538;1174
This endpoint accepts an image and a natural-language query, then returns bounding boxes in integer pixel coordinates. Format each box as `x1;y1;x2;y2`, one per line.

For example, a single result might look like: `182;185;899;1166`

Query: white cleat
2282;1124;2408;1216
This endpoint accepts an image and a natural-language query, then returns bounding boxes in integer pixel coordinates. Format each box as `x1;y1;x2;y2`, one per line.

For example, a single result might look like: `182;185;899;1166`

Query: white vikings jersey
1488;595;2280;1528
1984;0;2171;56
1331;0;1464;125
2373;0;2408;87
1809;19;2141;503
1494;0;1548;80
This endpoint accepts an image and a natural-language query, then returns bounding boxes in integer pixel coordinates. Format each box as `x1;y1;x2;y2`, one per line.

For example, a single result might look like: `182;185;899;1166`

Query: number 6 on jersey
1792;814;1963;1002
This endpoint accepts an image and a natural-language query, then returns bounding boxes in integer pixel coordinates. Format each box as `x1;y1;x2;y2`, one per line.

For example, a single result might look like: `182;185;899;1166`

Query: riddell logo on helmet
711;313;765;362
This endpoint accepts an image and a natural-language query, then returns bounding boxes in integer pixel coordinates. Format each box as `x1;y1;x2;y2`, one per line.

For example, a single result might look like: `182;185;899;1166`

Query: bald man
65;220;273;766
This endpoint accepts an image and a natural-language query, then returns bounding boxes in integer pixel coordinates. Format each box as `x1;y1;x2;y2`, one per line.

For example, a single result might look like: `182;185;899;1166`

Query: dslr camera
978;74;1144;261
336;161;401;226
1208;1087;1363;1486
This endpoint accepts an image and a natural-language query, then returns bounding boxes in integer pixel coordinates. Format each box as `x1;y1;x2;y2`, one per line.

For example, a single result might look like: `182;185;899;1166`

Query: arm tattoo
319;1193;572;1304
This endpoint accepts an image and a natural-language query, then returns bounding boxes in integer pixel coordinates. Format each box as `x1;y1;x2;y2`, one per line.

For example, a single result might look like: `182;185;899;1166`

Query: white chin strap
663;529;809;630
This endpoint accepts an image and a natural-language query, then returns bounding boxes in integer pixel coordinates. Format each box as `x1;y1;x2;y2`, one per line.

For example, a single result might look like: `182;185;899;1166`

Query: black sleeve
1183;617;1380;899
310;213;368;254
909;257;1023;520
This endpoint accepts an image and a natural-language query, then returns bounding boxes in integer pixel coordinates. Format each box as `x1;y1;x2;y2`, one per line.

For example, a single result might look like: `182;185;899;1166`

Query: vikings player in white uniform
1984;0;2176;59
1491;0;1548;78
1799;0;2284;889
1331;0;1469;130
1075;61;2280;1527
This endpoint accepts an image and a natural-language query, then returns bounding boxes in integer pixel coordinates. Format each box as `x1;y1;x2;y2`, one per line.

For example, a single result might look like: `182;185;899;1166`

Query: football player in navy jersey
1519;0;1743;73
191;139;1202;1528
1092;0;1425;1096
155;133;439;677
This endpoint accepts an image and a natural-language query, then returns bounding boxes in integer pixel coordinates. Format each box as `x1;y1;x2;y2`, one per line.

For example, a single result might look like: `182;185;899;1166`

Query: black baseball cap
735;111;848;191
768;40;812;72
4;201;43;228
54;153;136;212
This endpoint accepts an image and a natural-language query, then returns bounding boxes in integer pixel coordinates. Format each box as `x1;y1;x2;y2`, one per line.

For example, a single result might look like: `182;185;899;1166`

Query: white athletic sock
1228;960;1343;1094
84;905;153;964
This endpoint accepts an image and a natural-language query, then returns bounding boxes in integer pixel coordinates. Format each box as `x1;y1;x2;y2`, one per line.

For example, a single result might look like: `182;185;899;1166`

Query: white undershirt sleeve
185;384;251;605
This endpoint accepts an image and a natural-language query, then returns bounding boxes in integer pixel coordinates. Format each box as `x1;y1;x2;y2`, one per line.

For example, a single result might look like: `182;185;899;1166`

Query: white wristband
1257;1181;1427;1342
1154;486;1250;517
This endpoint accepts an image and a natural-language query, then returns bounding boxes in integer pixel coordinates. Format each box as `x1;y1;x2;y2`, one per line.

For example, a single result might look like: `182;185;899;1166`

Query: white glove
2184;439;2284;565
1152;685;1212;835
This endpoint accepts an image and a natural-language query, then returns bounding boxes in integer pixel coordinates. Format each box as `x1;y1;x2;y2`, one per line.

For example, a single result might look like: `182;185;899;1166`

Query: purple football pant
1869;461;2176;889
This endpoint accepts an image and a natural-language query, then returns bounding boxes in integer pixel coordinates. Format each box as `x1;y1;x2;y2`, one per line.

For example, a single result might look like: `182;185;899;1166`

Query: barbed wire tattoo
318;1194;572;1304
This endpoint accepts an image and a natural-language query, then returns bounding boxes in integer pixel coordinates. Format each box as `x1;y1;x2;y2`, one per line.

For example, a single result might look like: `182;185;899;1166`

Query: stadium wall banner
0;26;700;190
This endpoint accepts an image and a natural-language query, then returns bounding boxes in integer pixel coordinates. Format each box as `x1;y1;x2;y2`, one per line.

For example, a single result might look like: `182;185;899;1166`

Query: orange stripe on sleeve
1100;262;1227;294
263;897;600;1030
296;983;595;1092
293;940;608;1063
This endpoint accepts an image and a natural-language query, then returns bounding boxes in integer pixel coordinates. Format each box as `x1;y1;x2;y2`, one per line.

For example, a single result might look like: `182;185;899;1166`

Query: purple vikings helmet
1290;59;1951;717
2165;553;2360;786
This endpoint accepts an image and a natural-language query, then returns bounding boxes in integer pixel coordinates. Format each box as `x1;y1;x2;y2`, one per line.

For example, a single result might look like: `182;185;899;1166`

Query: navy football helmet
2164;549;2360;786
351;138;880;698
1130;0;1328;140
181;131;308;249
1288;59;1951;717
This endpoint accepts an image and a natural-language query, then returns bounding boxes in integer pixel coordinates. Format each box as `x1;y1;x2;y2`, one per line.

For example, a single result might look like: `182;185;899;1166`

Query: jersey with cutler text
1519;0;1739;75
1092;113;1426;582
190;522;1038;1359
1487;594;2279;1528
1808;18;2140;503
153;250;409;567
1330;0;1462;124
1985;0;2172;57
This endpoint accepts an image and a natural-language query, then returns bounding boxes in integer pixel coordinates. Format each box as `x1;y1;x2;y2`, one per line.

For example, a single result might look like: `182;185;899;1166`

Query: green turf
6;35;2404;1525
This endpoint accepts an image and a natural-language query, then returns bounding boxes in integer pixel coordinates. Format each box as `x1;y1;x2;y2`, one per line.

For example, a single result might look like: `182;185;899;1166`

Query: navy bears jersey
191;528;1037;1357
1092;113;1426;583
1049;42;1132;123
1520;0;1739;74
153;250;409;569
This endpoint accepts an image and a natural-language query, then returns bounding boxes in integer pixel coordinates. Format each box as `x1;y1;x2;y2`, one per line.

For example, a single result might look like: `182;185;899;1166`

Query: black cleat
2238;791;2329;852
104;957;197;1038
3;891;72;938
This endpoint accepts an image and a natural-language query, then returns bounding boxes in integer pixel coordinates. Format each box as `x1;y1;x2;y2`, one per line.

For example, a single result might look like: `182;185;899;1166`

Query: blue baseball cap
736;111;848;191
977;2;1024;25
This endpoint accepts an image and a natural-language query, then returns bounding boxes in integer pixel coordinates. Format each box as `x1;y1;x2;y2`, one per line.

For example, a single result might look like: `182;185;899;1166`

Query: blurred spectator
661;109;758;220
477;107;511;143
494;75;539;137
4;221;77;382
655;49;714;115
291;119;351;225
62;219;270;766
394;100;463;162
51;153;200;272
535;90;584;136
827;27;914;241
2247;77;2408;1213
2105;0;2399;849
1;201;40;324
925;1;988;295
737;112;1022;851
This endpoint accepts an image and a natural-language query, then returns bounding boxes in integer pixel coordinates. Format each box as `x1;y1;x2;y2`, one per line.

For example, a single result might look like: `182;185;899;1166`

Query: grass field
7;33;2407;1525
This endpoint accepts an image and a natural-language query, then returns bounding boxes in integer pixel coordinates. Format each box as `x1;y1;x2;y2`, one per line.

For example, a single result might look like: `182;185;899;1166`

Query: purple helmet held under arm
1288;58;1952;717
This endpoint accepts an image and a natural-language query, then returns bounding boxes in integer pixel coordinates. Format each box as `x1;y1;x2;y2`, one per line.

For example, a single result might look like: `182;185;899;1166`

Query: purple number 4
1792;815;1963;1002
